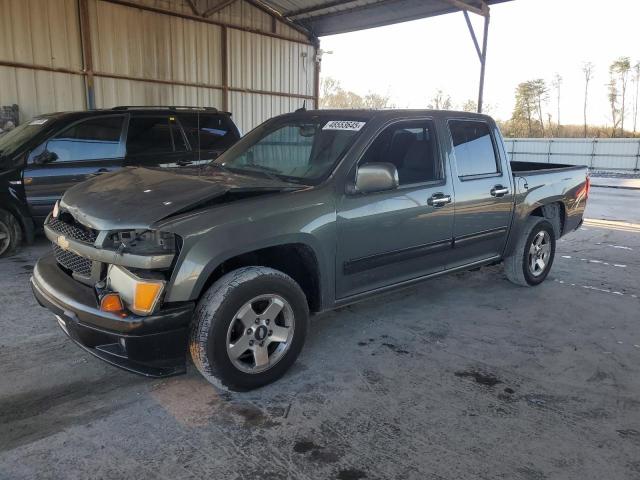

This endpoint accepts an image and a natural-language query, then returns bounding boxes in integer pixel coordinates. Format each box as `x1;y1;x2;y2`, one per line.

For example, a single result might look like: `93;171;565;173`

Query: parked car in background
31;109;590;391
0;106;240;256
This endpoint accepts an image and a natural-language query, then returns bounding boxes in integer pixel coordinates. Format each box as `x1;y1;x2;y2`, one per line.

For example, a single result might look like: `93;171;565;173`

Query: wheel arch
168;236;326;313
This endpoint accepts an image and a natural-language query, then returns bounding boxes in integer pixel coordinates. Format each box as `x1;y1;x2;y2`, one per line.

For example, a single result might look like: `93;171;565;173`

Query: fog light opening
100;292;126;315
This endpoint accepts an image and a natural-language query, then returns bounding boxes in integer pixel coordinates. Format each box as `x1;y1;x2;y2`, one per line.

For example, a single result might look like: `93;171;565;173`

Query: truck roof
279;108;495;123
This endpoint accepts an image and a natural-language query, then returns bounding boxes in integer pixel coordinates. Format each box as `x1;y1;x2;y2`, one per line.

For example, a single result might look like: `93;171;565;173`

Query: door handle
490;185;509;197
91;168;110;176
428;193;452;207
176;160;193;166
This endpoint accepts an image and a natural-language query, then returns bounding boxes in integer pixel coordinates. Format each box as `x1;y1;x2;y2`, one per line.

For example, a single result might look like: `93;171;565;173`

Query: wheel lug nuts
249;340;254;346
268;330;273;336
255;318;259;324
259;341;264;347
246;328;253;335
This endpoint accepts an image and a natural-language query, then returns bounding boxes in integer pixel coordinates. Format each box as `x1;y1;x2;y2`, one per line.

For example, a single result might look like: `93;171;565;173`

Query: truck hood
61;166;302;230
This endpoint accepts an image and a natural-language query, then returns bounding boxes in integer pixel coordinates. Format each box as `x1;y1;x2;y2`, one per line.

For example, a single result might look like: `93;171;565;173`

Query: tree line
503;57;640;138
321;56;640;139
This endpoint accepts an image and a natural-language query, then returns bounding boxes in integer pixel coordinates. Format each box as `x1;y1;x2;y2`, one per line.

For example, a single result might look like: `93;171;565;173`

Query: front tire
0;209;22;258
189;266;309;391
504;217;556;286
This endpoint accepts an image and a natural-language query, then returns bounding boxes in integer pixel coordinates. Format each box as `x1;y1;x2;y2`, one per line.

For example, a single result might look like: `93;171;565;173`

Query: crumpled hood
61;166;300;230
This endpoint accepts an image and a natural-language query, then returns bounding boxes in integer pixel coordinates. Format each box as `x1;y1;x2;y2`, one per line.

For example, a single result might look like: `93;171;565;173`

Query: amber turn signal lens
100;292;124;313
133;282;163;315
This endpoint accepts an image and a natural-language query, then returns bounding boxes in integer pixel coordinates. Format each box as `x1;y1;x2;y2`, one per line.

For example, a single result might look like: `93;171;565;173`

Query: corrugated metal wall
0;0;86;120
504;138;640;171
0;0;317;132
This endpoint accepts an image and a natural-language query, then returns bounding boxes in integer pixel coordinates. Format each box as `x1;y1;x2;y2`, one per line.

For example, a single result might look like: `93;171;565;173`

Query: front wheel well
200;244;322;313
529;201;565;238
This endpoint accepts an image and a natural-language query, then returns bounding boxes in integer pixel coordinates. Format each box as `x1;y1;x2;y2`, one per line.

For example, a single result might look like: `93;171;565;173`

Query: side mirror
351;162;399;194
34;150;58;165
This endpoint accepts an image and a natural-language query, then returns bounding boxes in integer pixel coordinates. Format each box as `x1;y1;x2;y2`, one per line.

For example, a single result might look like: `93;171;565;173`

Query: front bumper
31;253;195;377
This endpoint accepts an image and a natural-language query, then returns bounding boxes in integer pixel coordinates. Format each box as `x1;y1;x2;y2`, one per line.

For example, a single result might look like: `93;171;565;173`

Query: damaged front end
32;202;193;377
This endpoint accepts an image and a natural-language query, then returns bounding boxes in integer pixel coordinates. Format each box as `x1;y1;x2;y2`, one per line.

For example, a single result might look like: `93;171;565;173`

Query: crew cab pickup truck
31;110;589;390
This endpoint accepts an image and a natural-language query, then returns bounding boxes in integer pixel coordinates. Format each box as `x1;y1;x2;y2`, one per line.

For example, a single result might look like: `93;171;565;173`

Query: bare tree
607;76;620;137
610;57;631;136
529;79;548;137
633;62;640;135
552;73;562;136
582;62;594;138
428;90;452;110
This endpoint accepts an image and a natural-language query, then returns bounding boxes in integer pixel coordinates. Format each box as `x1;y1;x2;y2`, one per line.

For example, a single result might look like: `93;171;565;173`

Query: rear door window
180;114;238;152
46;115;125;162
126;116;179;155
448;120;499;177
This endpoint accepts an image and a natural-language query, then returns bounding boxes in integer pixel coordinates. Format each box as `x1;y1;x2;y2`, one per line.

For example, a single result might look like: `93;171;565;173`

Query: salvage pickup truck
31;110;590;390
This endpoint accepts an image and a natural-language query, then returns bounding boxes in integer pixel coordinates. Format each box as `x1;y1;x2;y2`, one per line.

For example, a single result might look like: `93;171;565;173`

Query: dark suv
0;106;240;256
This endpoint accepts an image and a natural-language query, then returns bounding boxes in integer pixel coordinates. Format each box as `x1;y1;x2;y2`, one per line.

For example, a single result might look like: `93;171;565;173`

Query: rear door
23;114;126;221
124;114;193;168
446;118;514;268
179;113;240;166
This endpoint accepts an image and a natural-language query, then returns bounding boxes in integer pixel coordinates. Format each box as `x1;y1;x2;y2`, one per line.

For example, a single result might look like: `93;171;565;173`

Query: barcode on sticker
28;118;48;125
322;120;366;131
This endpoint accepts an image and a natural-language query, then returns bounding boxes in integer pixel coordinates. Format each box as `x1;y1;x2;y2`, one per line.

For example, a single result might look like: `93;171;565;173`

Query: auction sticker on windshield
322;120;366;131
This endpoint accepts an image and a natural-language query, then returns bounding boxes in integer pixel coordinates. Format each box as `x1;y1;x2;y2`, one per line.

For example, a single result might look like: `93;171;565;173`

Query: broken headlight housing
108;230;179;256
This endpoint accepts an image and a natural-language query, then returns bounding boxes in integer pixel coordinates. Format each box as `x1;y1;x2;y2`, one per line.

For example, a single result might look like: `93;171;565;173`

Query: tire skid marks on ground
553;278;638;299
559;255;627;268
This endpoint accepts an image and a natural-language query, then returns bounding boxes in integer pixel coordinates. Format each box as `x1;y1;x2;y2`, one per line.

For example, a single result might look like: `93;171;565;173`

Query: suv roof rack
111;106;219;112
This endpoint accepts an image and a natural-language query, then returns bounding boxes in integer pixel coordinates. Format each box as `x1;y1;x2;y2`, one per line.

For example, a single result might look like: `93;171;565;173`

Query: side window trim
174;117;193;152
446;118;503;179
44;114;127;162
352;117;446;189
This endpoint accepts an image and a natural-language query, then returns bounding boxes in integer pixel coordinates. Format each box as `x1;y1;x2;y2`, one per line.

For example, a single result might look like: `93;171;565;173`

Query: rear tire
0;209;22;258
504;217;556;286
189;266;309;391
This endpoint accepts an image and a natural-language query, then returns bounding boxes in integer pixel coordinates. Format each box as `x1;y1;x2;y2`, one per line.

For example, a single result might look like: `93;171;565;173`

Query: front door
336;119;455;299
24;115;126;222
446;119;514;268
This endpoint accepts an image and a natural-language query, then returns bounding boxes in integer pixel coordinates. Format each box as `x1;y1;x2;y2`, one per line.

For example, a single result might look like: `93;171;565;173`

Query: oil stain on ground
454;369;502;387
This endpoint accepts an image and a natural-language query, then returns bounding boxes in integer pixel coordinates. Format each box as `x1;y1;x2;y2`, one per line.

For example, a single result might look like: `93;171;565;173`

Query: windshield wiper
231;164;283;182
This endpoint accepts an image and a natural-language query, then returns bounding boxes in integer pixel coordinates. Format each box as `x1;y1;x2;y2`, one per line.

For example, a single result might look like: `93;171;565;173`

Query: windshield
214;118;365;184
0;119;50;157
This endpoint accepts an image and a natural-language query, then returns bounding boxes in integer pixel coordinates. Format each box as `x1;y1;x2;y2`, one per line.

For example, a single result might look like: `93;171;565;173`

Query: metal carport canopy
253;0;512;112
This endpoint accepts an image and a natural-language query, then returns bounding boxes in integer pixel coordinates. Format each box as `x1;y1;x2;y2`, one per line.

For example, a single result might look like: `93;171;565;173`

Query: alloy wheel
225;294;295;374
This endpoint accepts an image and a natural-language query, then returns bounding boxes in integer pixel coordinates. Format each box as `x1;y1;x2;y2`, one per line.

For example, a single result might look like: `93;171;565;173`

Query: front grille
53;245;93;277
48;216;97;244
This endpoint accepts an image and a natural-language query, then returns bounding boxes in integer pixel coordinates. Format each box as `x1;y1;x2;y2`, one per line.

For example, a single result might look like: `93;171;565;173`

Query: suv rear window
127;116;184;155
448;120;499;177
180;114;237;152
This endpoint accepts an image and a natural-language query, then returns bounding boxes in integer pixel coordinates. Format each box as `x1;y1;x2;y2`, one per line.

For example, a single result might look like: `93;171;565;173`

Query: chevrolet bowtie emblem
58;235;69;250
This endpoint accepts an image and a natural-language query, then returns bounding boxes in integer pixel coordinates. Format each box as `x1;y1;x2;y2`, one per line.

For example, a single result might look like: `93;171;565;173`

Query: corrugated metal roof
255;0;512;37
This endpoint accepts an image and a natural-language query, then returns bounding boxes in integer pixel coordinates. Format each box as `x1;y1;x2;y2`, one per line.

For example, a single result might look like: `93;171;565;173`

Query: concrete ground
1;188;639;480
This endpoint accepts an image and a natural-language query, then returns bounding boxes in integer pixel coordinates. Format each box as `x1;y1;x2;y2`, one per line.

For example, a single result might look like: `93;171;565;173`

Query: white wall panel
229;91;306;134
504;138;640;171
94;77;223;109
0;67;85;122
228;30;314;96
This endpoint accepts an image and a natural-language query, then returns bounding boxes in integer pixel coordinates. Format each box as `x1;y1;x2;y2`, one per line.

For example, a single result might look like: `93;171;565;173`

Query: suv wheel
189;266;309;391
504;217;556;286
0;209;22;257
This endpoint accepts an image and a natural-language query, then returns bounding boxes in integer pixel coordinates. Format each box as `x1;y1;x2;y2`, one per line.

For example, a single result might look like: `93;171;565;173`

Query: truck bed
510;160;587;175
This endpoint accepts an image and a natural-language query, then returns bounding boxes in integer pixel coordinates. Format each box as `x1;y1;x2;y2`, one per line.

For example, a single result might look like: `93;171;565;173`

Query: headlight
109;230;178;255
106;265;165;315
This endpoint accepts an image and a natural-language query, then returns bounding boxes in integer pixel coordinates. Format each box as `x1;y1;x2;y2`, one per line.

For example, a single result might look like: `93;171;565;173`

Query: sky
318;0;640;125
